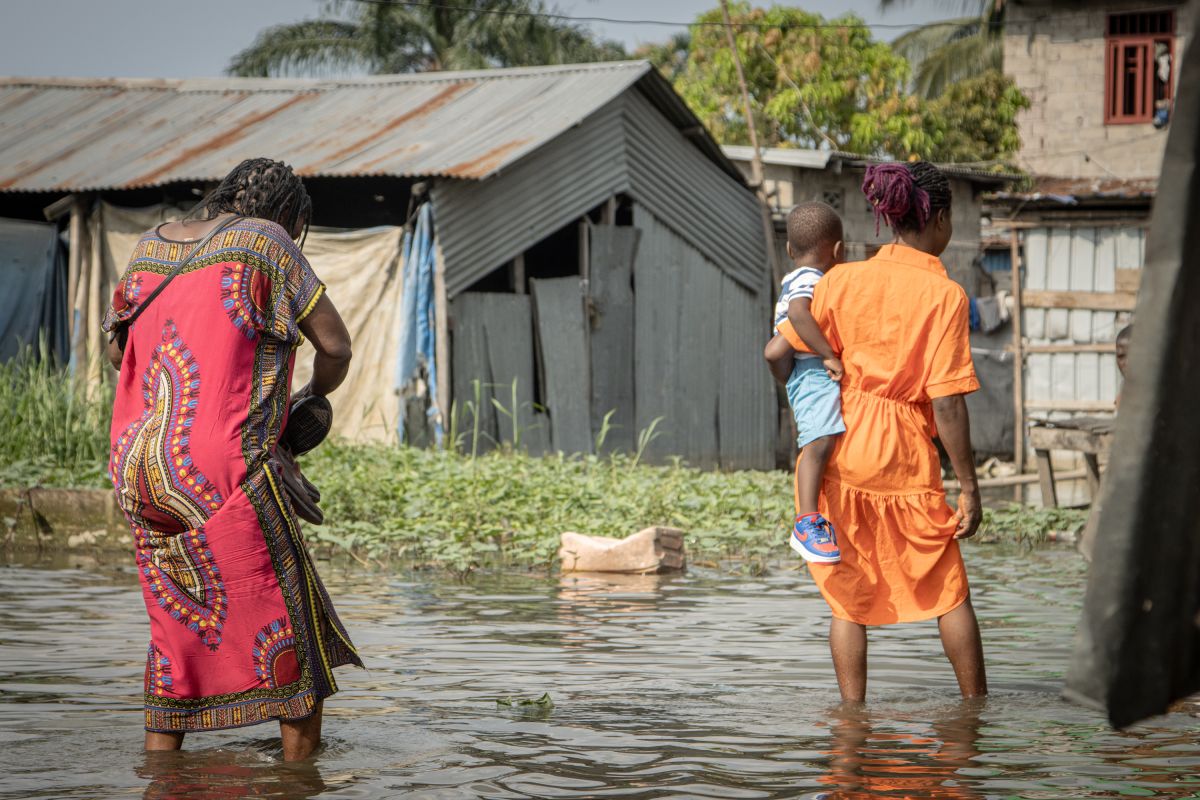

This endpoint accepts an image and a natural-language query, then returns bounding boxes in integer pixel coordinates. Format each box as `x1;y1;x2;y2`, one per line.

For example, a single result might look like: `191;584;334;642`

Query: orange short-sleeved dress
780;244;979;625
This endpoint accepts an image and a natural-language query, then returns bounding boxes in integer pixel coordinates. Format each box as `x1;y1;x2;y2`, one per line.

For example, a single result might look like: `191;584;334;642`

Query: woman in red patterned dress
103;158;361;761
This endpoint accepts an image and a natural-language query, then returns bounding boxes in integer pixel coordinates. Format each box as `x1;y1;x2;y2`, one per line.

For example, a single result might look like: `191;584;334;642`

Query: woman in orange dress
780;162;987;702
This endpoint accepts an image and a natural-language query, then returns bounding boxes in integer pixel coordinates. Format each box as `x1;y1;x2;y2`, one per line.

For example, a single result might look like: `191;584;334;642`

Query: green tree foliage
673;4;935;157
926;69;1030;163
662;3;1026;165
229;0;626;77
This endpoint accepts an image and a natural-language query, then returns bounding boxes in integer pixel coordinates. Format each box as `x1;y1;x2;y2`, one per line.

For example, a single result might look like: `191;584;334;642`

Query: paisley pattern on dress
145;643;174;697
137;523;227;651
252;617;301;689
220;263;267;340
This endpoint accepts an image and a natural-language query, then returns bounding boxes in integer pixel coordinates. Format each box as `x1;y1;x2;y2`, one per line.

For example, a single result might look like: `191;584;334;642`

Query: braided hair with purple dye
862;161;951;235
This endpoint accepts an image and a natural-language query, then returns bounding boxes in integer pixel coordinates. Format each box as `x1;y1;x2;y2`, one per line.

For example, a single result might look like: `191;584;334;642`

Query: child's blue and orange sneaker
790;513;840;564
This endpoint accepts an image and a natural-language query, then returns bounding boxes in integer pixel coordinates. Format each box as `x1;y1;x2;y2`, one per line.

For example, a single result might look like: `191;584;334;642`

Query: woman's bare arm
932;394;981;540
297;294;352;397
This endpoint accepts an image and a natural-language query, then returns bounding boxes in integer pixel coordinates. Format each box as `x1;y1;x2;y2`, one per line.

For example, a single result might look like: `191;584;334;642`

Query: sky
0;0;960;79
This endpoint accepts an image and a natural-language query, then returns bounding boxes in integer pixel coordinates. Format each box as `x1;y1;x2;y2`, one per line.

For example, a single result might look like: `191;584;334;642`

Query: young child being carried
763;202;846;564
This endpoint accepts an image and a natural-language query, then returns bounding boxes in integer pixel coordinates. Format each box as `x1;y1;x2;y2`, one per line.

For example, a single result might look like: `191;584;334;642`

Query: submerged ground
1;545;1198;799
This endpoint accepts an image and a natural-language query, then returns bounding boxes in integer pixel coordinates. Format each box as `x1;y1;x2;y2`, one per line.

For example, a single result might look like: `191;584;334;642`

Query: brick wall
1006;0;1191;179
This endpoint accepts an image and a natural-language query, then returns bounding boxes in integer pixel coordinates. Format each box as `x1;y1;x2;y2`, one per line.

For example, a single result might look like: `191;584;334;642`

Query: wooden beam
944;467;1089;490
1026;400;1116;413
42;195;73;222
601;196;617;225
511;252;526;295
1010;229;1026;479
1023;343;1116;354
433;244;452;442
1022;290;1137;311
1115;268;1142;293
1028;424;1112;454
1035;448;1059;507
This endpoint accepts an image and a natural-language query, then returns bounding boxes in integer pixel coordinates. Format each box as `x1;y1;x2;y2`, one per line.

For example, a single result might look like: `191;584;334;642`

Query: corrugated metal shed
0;62;741;192
433;88;764;295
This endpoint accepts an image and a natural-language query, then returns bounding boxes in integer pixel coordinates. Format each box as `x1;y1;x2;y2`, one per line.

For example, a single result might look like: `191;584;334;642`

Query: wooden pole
433;244;452;444
66;195;86;367
719;0;783;288
512;252;526;295
1009;228;1026;493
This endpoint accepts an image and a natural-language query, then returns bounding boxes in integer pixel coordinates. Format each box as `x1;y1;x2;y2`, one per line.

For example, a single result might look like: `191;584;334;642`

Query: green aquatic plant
495;693;553;709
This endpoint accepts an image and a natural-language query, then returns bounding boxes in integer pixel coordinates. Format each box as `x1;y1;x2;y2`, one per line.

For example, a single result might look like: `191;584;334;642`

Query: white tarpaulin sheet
88;203;404;442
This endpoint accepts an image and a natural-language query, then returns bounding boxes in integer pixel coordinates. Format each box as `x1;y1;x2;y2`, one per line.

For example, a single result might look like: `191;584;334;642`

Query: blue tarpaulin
0;217;68;363
395;202;442;444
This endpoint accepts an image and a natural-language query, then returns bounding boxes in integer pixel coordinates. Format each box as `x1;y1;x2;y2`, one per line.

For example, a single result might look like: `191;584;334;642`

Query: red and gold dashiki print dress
103;217;361;733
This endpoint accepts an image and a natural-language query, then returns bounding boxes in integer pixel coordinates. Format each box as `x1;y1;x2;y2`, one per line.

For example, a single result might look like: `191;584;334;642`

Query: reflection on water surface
1;547;1198;798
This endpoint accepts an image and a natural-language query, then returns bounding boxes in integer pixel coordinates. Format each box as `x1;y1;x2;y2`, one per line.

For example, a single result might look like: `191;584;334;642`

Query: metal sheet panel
633;206;683;463
0;63;656;191
531;277;592;455
588;224;639;454
633;206;771;469
450;293;499;450
719;272;776;470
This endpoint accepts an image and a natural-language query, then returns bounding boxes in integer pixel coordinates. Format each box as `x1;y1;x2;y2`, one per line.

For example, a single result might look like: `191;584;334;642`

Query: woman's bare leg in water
145;731;184;751
280;702;324;761
830;617;868;703
938;598;988;698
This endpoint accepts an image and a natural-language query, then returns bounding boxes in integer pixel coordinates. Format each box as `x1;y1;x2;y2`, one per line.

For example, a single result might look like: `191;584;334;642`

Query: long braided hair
862;161;952;235
194;158;312;246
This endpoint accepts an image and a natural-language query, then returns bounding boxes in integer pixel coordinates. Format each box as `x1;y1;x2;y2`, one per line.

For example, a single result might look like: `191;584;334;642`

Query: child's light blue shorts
786;357;846;448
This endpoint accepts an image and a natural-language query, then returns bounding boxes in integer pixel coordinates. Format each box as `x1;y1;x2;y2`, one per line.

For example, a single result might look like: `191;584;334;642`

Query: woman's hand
954;488;982;540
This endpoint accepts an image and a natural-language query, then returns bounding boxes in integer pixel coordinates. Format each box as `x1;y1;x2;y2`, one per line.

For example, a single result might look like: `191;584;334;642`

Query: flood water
1;546;1198;799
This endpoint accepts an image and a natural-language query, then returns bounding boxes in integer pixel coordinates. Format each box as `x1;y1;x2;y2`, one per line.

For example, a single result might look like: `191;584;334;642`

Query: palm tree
882;0;1006;98
229;0;626;77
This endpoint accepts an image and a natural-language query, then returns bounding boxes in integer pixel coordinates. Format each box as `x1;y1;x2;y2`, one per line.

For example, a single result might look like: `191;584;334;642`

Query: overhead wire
343;0;1005;33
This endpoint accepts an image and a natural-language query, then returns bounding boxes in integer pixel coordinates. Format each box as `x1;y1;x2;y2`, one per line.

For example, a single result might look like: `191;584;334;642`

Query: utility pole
720;0;783;287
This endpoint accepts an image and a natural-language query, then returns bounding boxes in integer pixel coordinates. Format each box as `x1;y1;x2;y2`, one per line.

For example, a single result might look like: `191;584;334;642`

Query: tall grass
0;351;112;488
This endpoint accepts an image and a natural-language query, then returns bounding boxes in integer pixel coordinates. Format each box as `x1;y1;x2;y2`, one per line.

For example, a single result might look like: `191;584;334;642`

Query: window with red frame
1105;10;1175;124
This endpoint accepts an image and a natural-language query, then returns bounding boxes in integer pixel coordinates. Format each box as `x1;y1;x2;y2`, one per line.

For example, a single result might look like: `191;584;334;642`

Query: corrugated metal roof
991;176;1158;204
0;62;708;192
721;144;1020;185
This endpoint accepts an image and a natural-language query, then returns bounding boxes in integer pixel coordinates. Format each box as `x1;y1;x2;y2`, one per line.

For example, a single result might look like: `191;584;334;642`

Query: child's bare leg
829;617;867;702
144;731;184;751
937;598;988;698
796;434;837;515
280;702;323;762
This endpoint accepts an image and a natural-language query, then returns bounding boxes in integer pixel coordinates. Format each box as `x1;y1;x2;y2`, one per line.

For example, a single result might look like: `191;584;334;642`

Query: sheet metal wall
1022;225;1142;413
433;88;765;298
633;207;774;470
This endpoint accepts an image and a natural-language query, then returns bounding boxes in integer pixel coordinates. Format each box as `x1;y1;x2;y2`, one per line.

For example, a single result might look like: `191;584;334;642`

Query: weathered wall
738;161;986;294
1005;0;1192;179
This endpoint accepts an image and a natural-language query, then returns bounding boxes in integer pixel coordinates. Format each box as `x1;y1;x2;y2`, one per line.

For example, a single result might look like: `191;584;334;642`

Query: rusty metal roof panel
0;62;655;192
